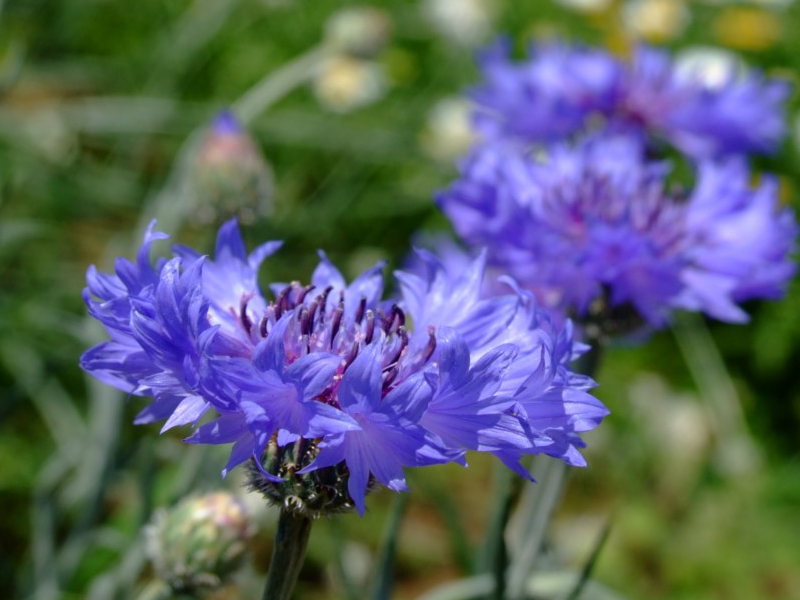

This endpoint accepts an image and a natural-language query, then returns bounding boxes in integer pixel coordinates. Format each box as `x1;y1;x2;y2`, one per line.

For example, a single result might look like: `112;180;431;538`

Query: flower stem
481;464;522;600
234;45;328;125
503;339;604;600
506;457;568;600
262;507;313;600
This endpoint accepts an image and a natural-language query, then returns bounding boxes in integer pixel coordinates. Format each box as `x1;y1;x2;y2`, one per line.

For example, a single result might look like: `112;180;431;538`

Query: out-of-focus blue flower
81;220;608;515
437;135;797;330
676;160;798;322
471;38;622;145
470;40;789;158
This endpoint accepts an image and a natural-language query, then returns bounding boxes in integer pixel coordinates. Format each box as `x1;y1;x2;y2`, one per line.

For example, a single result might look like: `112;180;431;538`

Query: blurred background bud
552;0;612;12
186;110;274;226
313;54;387;113
145;492;253;595
422;0;497;47
629;374;713;496
419;96;476;162
622;0;690;43
23;107;76;165
324;6;392;59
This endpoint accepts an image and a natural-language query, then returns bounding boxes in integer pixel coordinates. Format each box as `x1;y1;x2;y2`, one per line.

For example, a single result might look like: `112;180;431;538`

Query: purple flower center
232;282;436;407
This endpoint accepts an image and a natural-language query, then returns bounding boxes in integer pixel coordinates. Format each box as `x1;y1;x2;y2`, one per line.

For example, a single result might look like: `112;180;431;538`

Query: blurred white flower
553;0;612;12
325;6;392;58
622;0;690;42
674;46;741;89
629;373;712;492
419;97;476;162
24;108;75;164
702;0;790;6
313;54;387;113
422;0;497;46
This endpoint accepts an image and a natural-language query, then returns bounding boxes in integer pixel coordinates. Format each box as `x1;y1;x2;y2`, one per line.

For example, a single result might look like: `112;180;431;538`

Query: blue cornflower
82;220;608;515
470;39;789;159
437;135;797;331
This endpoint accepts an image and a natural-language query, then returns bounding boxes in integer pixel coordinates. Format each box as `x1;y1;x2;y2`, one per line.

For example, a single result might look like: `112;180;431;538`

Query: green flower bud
146;492;253;594
186;111;274;226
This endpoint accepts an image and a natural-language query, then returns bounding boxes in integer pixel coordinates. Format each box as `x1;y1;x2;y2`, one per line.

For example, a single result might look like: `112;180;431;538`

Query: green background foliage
2;0;799;598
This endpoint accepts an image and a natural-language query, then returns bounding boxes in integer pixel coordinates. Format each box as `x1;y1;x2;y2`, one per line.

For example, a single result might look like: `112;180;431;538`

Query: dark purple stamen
382;366;399;390
317;286;333;320
274;286;292;320
384;326;408;369
342;342;359;371
279;284;295;315
299;306;312;335
364;310;376;344
421;326;437;363
354;297;367;324
306;296;320;331
393;305;406;328
329;302;344;349
240;295;254;335
259;315;269;337
296;284;316;305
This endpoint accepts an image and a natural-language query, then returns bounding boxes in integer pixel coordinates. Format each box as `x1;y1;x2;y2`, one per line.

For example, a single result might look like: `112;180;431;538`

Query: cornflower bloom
437;135;797;332
470;39;789;159
81;220;608;515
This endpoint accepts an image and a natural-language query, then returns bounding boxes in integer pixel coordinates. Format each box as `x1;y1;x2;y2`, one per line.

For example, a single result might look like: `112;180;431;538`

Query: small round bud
422;0;497;47
185;110;274;226
420;97;476;162
313;55;387;113
622;0;690;43
324;6;392;58
146;492;253;594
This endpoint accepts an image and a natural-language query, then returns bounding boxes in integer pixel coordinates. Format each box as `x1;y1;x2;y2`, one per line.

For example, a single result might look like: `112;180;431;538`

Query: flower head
470;40;789;159
437;135;797;331
471;38;622;145
81;220;608;515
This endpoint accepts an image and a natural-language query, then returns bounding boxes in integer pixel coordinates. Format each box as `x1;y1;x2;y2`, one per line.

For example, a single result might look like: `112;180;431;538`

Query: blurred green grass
2;0;800;598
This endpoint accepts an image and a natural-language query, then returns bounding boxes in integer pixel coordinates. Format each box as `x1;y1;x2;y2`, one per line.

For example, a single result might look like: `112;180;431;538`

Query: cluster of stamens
236;282;437;398
239;281;437;514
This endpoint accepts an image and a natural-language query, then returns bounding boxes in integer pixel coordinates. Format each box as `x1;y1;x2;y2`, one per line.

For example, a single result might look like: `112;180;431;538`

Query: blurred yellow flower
713;7;782;51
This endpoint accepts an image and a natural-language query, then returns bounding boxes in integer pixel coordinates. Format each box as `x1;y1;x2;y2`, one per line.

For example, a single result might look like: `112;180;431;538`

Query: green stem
371;493;409;600
480;465;523;600
262;508;313;600
672;312;760;476
504;340;604;600
565;516;612;600
505;458;568;600
234;45;328;125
